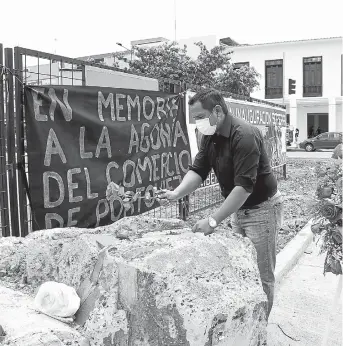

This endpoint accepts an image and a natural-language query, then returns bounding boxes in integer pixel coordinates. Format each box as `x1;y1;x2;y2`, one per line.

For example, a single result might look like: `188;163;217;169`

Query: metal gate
1;46;86;236
0;45;185;237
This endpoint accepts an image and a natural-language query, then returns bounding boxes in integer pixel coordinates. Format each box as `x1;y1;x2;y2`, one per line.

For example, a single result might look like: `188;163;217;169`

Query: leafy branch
114;41;260;95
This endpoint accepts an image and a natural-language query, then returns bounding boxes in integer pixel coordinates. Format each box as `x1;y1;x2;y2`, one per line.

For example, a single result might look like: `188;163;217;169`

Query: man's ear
214;105;222;114
214;105;224;120
214;105;224;116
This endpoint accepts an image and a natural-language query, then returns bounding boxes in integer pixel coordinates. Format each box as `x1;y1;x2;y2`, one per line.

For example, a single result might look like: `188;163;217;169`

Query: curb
275;220;314;286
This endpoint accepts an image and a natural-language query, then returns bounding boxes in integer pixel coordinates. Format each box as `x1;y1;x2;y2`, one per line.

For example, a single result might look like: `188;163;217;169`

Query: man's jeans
231;191;284;318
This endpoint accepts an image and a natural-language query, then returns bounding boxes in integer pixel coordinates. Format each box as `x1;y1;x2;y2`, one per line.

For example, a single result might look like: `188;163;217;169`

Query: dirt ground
185;158;323;254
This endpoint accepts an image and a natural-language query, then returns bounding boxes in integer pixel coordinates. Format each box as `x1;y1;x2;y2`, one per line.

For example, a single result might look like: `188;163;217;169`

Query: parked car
299;132;343;152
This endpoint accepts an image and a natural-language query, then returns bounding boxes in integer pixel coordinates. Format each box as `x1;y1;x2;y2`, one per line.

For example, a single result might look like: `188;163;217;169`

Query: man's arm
168;170;203;200
211;186;250;224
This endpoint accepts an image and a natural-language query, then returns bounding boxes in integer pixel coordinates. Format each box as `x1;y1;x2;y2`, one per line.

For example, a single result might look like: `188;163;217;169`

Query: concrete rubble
0;216;268;345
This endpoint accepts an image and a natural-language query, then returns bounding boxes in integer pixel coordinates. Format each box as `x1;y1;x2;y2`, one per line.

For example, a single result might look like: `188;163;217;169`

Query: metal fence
0;44;286;237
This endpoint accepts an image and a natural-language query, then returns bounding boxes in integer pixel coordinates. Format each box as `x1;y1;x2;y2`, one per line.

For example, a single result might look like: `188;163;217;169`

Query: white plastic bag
34;281;80;318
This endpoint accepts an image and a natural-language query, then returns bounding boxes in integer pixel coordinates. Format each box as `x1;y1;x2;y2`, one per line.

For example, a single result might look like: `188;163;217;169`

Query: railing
143;164;286;221
303;85;322;97
265;86;283;99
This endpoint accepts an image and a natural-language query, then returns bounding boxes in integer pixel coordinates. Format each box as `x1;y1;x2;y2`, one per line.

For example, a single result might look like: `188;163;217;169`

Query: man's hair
188;89;229;116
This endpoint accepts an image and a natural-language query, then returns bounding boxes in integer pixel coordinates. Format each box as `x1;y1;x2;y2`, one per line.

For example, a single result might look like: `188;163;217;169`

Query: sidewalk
268;245;342;346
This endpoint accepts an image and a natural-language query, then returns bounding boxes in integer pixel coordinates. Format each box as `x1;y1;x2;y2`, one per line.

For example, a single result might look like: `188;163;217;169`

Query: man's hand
192;218;215;236
156;189;178;206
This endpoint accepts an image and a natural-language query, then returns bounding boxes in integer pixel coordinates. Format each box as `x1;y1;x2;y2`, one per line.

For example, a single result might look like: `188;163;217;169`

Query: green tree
215;65;260;96
115;41;260;95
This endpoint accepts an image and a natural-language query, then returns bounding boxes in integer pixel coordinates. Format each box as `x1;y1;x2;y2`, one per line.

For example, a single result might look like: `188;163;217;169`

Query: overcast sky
2;0;342;58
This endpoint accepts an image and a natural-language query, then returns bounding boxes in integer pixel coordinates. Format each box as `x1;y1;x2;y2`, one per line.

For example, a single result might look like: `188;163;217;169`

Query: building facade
224;37;343;141
25;35;342;141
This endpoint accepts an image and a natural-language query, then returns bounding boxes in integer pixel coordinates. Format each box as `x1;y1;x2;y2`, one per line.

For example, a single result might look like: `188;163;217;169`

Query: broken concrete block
0;218;268;345
82;228;268;345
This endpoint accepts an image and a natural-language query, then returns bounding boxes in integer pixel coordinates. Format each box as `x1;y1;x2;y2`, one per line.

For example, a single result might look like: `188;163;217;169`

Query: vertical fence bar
0;44;10;236
14;47;28;236
81;65;86;86
4;48;19;236
283;163;287;180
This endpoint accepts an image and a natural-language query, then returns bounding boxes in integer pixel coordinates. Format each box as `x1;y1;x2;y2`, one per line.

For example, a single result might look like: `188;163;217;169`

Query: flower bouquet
310;159;342;275
106;182;163;211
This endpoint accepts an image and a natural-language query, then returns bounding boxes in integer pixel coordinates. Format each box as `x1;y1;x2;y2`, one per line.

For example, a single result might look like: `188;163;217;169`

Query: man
295;128;299;143
158;89;283;318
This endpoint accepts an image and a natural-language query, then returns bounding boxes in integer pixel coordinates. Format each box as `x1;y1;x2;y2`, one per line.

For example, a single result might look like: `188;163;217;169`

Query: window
303;56;322;97
286;114;290;125
265;59;283;99
94;58;105;64
330;133;342;139
317;133;328;139
233;62;249;70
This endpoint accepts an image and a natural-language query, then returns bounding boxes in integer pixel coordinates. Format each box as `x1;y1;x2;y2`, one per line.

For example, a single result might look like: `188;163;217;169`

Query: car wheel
305;143;314;152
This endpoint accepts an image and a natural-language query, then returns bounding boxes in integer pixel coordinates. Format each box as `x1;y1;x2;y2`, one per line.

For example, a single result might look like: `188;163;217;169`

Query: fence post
183;195;189;220
4;48;20;236
0;43;10;236
178;198;184;220
14;47;28;236
283;163;287;180
178;196;189;221
81;65;86;86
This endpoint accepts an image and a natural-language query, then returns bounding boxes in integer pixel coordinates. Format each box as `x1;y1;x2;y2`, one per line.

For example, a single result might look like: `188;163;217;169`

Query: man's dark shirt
189;116;278;208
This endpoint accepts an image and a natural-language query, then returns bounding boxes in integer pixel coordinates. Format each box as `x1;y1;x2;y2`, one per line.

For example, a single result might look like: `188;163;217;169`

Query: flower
311;223;322;234
332;230;342;245
319;187;333;198
324;254;342;275
106;182;120;201
145;192;153;202
321;202;338;221
312;159;343;275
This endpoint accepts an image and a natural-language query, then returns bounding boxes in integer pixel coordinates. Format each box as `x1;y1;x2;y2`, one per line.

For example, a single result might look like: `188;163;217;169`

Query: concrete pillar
289;96;297;127
314;114;319;129
329;98;337;132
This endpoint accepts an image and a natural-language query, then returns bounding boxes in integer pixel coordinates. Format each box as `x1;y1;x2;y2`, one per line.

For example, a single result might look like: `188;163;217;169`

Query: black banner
25;86;191;231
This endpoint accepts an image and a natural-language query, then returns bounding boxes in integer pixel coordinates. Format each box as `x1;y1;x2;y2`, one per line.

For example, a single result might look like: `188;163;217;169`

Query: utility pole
282;51;285;105
174;0;177;41
116;42;132;62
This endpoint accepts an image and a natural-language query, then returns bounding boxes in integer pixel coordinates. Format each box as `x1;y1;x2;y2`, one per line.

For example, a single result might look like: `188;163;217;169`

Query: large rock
82;229;267;346
0;217;185;290
0;217;268;345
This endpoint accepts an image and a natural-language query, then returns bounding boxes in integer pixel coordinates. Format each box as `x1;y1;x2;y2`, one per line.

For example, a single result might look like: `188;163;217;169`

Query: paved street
268;246;342;346
287;149;333;159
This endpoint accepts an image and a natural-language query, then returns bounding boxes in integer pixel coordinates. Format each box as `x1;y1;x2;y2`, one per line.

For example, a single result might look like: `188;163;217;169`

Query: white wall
227;38;342;100
25;63;61;85
336;104;342;132
85;66;159;91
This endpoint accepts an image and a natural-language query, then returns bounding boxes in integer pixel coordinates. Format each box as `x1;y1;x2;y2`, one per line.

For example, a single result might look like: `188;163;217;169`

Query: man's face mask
195;112;217;135
195;118;216;135
195;113;218;136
